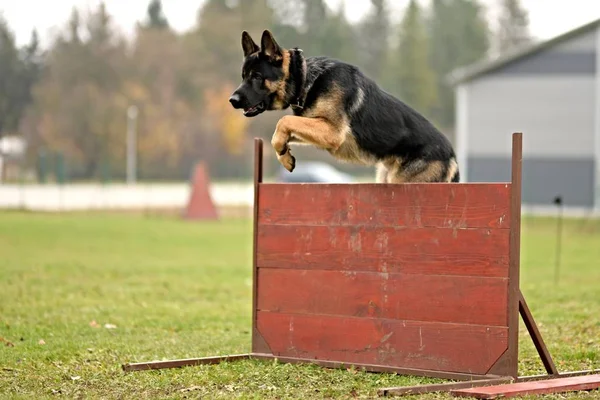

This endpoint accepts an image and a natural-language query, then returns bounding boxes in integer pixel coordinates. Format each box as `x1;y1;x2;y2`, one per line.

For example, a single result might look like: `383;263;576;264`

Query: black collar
289;48;307;112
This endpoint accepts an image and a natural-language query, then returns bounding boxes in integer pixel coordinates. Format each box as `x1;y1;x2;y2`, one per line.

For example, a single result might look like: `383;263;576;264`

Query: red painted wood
257;225;509;277
257;269;508;326
256;311;508;374
258;183;511;229
451;374;600;399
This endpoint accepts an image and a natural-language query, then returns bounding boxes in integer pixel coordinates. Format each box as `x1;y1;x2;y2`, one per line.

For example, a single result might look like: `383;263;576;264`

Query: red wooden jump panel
257;225;509;277
257;269;508;326
451;374;600;399
258;183;511;229
254;182;514;376
257;312;508;374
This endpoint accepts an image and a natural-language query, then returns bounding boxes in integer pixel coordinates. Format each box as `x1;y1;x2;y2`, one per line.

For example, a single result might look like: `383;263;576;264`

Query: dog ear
260;30;282;60
241;31;259;57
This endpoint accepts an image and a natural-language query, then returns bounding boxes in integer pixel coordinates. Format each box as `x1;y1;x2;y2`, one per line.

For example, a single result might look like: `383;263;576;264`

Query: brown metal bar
122;350;504;379
517;370;600;382
122;354;251;372
249;353;497;381
519;291;559;375
252;138;263;354
506;132;523;378
378;377;514;397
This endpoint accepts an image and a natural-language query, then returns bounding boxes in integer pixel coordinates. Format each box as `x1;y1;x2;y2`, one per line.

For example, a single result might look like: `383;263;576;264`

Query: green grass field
1;211;599;399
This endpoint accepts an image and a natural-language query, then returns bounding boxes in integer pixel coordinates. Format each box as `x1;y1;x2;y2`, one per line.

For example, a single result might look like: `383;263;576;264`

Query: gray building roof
447;18;600;86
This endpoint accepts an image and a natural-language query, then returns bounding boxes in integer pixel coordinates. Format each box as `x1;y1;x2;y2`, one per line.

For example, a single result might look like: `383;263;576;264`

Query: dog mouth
243;102;265;117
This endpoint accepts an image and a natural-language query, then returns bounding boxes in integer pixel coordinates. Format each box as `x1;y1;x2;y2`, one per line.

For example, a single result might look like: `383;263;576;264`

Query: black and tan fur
229;30;460;183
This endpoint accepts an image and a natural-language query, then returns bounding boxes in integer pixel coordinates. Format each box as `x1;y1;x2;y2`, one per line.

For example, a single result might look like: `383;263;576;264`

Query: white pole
126;105;138;184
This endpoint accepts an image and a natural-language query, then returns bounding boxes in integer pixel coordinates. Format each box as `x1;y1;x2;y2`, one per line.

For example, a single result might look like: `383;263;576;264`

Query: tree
302;0;328;56
145;0;169;29
0;16;23;136
392;0;437;117
23;29;41;62
357;0;390;82
496;0;532;53
268;0;305;48
184;0;274;87
128;23;195;178
427;0;454;128
0;18;43;140
180;0;279;177
455;0;491;65
205;83;249;155
68;8;81;43
23;3;131;179
19;30;44;112
427;0;491;130
320;2;358;64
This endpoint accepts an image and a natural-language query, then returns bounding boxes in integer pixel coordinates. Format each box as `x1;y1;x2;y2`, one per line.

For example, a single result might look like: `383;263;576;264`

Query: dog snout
229;93;242;108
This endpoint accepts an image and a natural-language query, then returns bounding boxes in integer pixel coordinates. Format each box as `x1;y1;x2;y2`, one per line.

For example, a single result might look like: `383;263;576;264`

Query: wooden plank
506;132;522;378
252;138;271;354
378;377;514;397
451;374;600;399
517;370;600;382
485;133;523;379
258;269;508;326
256;312;508;375
257;225;509;277
258;183;511;229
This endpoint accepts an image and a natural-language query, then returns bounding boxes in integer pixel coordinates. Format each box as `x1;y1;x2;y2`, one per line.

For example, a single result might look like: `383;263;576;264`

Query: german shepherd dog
229;30;460;183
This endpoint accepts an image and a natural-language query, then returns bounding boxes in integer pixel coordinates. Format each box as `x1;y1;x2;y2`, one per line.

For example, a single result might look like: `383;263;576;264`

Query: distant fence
0;182;598;218
0;183;253;212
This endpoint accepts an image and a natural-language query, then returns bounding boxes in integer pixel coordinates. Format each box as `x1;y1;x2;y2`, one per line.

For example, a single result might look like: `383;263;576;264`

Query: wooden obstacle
124;133;599;397
183;161;218;220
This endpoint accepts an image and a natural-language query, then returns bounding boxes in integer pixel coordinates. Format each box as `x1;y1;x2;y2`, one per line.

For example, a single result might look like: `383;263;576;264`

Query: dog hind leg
375;163;389;183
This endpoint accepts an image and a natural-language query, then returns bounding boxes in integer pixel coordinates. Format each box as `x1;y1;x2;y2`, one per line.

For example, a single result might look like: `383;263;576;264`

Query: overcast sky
1;0;600;47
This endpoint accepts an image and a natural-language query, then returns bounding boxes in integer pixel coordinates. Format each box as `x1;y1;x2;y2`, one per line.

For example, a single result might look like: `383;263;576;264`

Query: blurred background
3;4;600;396
0;0;599;214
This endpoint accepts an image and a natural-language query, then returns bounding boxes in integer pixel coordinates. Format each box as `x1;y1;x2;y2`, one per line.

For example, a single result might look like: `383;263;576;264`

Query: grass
0;211;599;399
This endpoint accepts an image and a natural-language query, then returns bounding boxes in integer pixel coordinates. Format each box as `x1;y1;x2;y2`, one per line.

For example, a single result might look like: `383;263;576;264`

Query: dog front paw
278;151;296;172
271;131;288;155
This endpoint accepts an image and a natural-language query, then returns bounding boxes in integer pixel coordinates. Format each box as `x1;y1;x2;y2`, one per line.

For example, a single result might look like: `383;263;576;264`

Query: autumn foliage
0;0;523;181
204;84;249;156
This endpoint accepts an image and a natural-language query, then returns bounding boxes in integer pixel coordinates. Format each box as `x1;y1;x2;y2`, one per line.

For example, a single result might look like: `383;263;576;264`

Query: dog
229;30;460;183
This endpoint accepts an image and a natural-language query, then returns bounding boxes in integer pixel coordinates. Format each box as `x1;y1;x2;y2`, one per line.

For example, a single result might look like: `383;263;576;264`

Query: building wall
458;28;597;207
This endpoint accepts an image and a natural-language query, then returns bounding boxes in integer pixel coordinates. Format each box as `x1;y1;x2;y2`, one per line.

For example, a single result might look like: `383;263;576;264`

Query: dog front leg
271;118;296;172
271;115;344;172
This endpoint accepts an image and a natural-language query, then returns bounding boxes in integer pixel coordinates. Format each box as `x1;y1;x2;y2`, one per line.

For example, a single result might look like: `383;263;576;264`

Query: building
449;19;600;211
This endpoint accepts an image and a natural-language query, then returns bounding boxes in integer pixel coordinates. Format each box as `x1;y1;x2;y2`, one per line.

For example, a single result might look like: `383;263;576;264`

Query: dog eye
252;74;262;81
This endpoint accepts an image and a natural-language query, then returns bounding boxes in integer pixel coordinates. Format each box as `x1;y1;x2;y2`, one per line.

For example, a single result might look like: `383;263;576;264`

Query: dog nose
229;93;242;108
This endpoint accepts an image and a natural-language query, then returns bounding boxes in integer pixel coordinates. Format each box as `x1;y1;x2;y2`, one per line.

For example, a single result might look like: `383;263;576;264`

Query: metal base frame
121;292;599;397
123;353;504;381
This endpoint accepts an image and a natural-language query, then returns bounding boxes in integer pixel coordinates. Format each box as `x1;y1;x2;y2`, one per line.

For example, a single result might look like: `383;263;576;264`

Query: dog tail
451;169;460;183
446;158;460;183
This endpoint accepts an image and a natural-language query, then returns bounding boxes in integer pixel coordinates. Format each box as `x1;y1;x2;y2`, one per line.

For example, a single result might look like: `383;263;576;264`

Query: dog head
229;30;290;117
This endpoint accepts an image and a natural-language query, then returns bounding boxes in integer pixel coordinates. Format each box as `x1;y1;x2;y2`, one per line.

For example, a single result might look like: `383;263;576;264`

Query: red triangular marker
184;162;218;220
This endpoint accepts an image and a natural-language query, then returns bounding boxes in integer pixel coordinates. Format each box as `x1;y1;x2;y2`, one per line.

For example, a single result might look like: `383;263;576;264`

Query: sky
1;0;600;48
